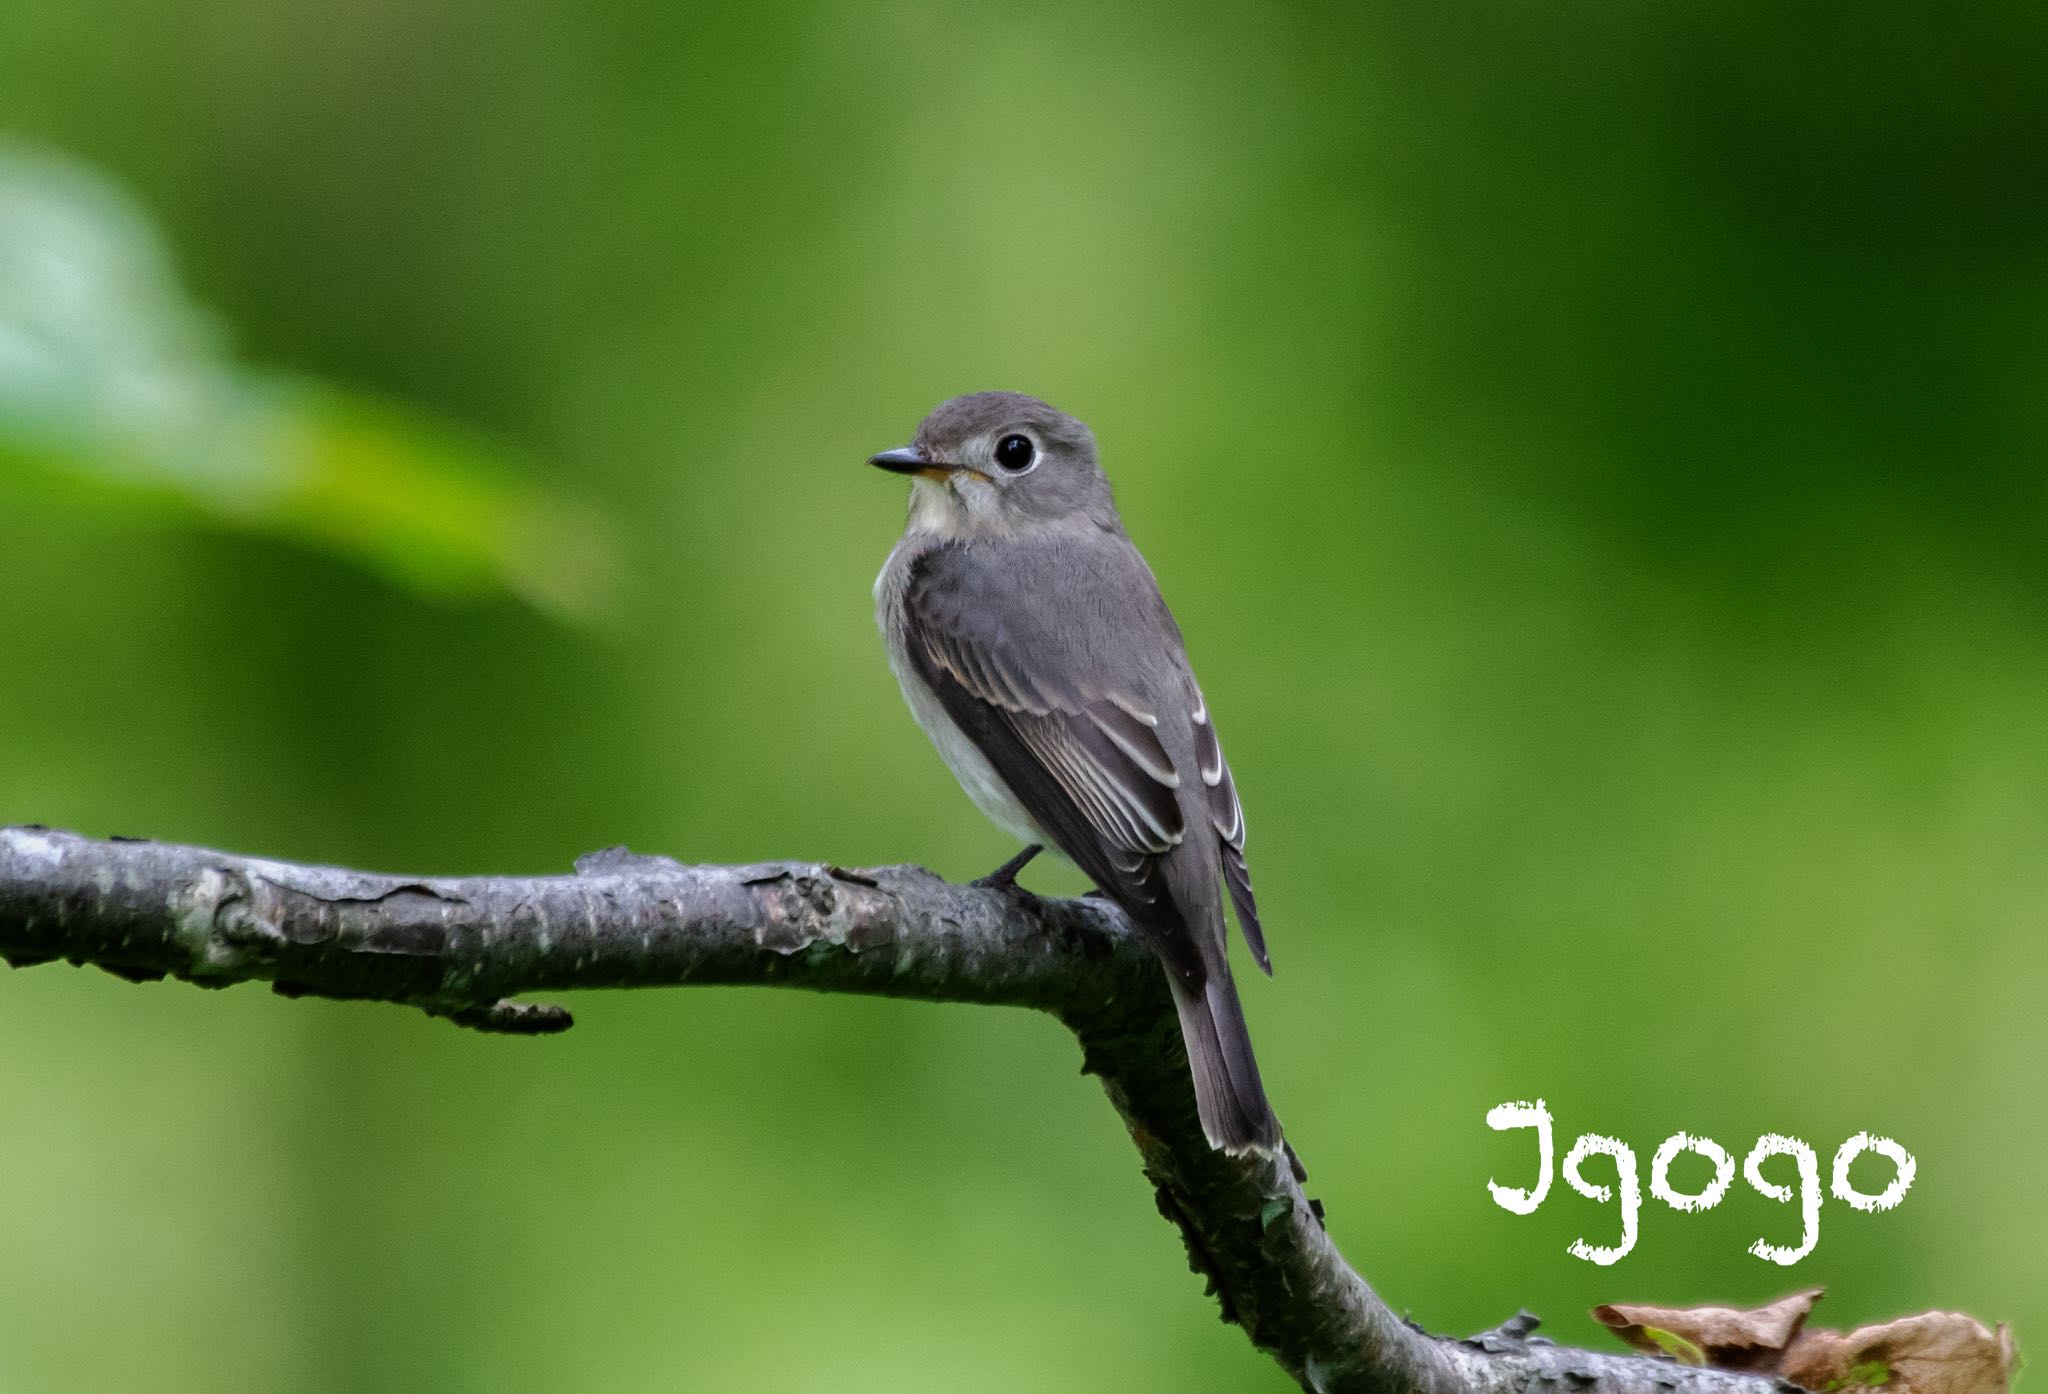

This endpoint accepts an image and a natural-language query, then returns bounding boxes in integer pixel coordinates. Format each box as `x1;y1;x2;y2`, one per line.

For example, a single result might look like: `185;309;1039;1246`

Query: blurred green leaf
0;142;613;622
1642;1327;1710;1367
1837;1358;1893;1388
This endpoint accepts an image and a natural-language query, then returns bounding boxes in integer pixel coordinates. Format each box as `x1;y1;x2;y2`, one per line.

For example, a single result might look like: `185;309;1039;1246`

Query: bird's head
869;392;1116;536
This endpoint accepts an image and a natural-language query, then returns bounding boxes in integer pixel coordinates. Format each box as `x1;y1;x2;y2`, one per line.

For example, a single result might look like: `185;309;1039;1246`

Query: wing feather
1086;702;1180;788
1193;697;1268;973
902;547;1189;948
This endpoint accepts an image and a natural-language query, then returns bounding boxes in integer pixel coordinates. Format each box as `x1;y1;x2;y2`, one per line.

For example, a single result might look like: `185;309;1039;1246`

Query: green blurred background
1;3;2042;1390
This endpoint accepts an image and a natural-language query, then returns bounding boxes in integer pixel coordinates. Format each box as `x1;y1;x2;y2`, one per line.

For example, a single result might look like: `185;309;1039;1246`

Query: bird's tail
1168;969;1281;1156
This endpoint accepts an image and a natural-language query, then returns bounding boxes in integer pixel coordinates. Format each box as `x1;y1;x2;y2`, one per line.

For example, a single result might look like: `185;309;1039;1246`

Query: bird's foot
973;843;1043;892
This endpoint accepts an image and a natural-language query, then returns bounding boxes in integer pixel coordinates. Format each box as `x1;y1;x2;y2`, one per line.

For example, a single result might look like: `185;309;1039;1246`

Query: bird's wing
901;541;1204;981
1191;691;1268;974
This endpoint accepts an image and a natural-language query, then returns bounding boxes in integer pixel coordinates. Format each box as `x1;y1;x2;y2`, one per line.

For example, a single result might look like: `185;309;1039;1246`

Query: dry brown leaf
1593;1288;1824;1370
1593;1290;2018;1394
1779;1311;2018;1394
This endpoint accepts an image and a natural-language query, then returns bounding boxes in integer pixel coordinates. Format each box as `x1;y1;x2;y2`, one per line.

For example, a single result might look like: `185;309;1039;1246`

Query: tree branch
0;825;1793;1394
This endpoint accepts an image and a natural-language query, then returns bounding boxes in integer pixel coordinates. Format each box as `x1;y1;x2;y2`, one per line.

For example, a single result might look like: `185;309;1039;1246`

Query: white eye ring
991;432;1038;473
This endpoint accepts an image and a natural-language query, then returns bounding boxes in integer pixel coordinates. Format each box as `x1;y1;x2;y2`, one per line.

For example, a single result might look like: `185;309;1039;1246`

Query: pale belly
887;626;1046;845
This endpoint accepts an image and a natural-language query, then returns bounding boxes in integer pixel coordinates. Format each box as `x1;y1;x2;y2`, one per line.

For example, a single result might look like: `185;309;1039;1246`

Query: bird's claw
973;843;1043;893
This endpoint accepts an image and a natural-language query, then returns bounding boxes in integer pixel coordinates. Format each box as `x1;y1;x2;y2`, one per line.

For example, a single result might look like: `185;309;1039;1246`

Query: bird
869;391;1279;1155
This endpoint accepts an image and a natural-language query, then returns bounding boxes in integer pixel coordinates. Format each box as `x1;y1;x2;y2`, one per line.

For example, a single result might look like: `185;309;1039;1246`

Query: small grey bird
870;392;1279;1155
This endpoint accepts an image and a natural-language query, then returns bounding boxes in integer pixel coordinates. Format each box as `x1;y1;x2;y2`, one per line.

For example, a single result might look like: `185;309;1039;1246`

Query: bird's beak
869;445;987;484
869;445;952;482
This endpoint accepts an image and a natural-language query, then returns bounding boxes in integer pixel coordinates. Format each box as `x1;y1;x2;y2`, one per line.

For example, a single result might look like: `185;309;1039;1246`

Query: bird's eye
993;433;1036;473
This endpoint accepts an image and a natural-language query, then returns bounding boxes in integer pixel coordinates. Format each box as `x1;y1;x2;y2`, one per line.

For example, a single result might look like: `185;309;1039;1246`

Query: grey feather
1194;700;1267;973
872;391;1279;1153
